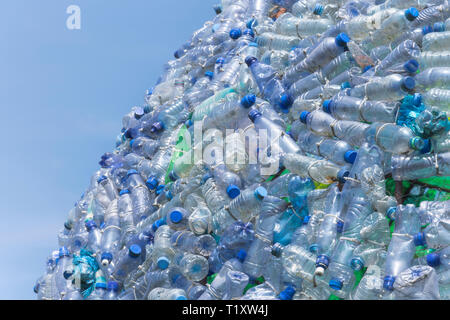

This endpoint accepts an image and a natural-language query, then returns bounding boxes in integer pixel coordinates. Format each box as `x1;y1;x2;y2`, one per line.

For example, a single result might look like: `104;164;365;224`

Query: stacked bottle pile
35;0;450;300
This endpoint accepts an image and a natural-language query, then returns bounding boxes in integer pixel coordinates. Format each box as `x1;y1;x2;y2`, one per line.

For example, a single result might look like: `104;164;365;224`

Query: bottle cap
151;121;164;133
129;244;142;258
85;220;97;231
146;176;158;190
410;137;425;151
243;28;255;38
245;56;258;67
279;94;293;110
254;186;268;200
405;7;419;21
351;257;365;271
403;59;419;73
248;109;262;122
59;247;70;258
204;71;214;79
341;81;351;89
303;215;310;224
279;286;296;300
226;184;241;199
383;275;396;291
271;243;283;257
127;169;138;177
322;100;333;114
313;4;324;15
169;209;184;224
119;189;130;196
246;18;257;29
129;139;136;149
176;295;187;300
386;207;397;220
95;282;107;290
101;252;113;265
216;57;225;64
107;281;119;292
337;169;350;184
316;254;330;269
97;175;107;183
237;249;247;262
329;278;343;290
156;184;165;195
401;76;415;91
336;221;344;233
229;28;242;39
134;107;145;119
363;65;373;73
422;25;433;35
335;33;350;47
420;139;431;154
414;232;427;246
157;256;170;269
344;150;357;164
433;22;445;32
426;253;441;267
299;111;310;124
241;94;256;108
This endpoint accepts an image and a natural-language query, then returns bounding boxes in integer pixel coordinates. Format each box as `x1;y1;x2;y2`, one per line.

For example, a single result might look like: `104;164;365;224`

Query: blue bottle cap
316;254;330;269
351;257;365;271
169;170;180;182
241;94;256;108
237;249;247;262
433;22;445;32
107;281;119;292
410;136;425;151
336;221;344;233
129;244;142;258
204;71;214;79
329;278;343;290
146;176;158;190
134;107;145;119
129;139;136;149
213;4;222;14
59;247;70;257
63;270;74;279
248;109;262;122
185;119;193;127
169;210;184;224
125;127;139;139
229;28;242;39
95;282;107;290
322;100;333;114
341;81;351;89
119;189;130;196
303;215;310;225
335;33;350;47
279;286;296;300
313;4;324;15
279;94;293;110
299;111;310;124
422;25;433;35
402;76;415;90
363;65;373;73
156;184;165;195
404;59;419;73
414;232;427;246
386;207;397;220
216;57;225;64
85;220;97;231
176;295;187;300
143;106;151;114
254;186;268;200
344;150;357;164
271;243;283;257
413;93;422;106
151;121;164;133
101;252;113;263
97;175;107;183
420;139;432;154
405;7;419;21
426;253;441;267
126;169;138;177
243;28;255;38
226;184;241;199
246;18;257;29
245;56;258;67
337;169;350;184
383;275;396;291
174;51;181;59
157;256;170;269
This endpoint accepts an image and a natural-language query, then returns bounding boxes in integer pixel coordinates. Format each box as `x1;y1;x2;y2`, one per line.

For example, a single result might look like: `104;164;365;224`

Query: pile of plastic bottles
35;0;450;300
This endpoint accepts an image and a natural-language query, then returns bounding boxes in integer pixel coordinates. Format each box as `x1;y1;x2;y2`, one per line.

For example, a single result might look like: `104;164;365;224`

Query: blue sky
0;0;215;299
